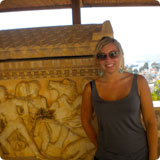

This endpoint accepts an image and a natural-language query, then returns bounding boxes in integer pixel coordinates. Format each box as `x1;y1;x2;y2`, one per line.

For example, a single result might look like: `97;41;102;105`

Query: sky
0;6;160;65
81;7;160;65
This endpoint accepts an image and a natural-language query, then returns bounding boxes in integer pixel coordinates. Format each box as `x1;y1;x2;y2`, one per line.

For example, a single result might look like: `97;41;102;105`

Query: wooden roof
0;23;104;60
0;24;101;49
0;0;159;12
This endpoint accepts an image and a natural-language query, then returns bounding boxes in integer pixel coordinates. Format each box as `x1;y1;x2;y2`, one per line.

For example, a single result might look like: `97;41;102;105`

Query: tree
143;62;149;70
139;62;149;72
152;80;160;101
133;69;138;74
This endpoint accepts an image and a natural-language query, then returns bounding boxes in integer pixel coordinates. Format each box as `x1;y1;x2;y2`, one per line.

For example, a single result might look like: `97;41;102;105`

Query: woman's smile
104;63;114;67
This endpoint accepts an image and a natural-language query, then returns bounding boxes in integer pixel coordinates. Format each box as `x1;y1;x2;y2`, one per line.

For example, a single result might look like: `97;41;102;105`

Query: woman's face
97;42;122;74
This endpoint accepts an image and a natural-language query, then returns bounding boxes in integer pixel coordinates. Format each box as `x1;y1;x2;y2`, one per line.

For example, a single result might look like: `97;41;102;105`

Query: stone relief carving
0;68;98;80
0;78;95;160
0;84;43;159
0;21;115;159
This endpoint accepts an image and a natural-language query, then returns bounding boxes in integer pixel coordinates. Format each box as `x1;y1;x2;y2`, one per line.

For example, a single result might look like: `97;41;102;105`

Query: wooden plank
71;0;81;24
83;3;160;7
0;5;71;12
82;1;160;7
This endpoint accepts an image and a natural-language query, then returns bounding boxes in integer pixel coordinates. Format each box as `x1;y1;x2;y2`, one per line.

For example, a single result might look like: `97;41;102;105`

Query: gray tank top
91;74;148;157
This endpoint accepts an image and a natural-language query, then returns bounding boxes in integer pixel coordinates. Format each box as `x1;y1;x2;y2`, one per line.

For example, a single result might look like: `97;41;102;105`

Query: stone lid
0;21;113;59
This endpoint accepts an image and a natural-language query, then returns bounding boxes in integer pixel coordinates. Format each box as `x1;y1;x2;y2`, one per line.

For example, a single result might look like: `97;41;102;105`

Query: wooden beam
0;55;93;63
83;2;160;7
0;5;71;13
71;0;81;24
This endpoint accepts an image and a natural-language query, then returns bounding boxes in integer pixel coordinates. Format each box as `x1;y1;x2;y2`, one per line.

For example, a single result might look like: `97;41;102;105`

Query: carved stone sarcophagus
0;21;113;160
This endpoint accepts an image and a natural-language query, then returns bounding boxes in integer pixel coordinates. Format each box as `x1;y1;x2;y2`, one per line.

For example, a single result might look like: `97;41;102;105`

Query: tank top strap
130;74;138;94
90;80;93;90
92;80;96;90
90;80;96;95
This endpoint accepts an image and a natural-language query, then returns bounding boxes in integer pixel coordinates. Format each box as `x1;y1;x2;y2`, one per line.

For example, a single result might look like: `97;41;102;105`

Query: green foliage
152;80;160;101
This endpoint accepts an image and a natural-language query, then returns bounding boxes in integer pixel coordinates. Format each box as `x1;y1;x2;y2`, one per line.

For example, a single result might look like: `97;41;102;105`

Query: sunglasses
96;51;120;60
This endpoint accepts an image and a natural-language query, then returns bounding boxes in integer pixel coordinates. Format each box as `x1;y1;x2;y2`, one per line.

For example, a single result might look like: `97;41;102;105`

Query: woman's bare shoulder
136;74;149;96
83;81;92;93
123;71;133;77
117;72;133;82
137;74;148;85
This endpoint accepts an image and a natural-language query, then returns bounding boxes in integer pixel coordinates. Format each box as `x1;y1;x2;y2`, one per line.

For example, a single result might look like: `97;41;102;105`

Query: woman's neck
100;71;124;83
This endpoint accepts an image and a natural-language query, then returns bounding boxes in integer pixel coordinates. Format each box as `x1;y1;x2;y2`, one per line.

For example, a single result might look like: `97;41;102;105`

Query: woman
81;36;157;160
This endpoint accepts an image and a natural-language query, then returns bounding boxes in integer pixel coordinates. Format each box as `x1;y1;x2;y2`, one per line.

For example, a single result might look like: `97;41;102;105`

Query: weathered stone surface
0;59;99;159
0;21;114;160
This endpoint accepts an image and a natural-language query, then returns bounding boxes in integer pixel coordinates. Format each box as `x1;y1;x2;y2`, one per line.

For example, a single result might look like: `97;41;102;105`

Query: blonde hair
95;36;125;70
95;36;124;55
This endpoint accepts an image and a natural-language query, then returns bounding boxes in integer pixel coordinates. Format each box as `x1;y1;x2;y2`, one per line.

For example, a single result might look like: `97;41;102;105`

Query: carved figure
0;79;96;160
15;81;29;98
48;79;95;159
0;85;42;158
28;80;52;154
48;79;84;135
28;80;48;120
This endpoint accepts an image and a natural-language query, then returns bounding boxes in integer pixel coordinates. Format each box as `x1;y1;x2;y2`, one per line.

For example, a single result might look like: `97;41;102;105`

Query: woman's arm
81;82;98;147
138;75;158;160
